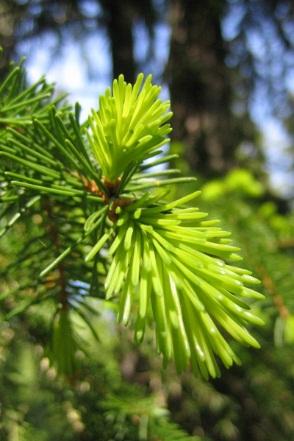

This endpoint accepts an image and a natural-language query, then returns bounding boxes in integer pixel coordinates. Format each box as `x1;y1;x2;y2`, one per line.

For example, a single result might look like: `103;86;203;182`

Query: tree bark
102;0;136;83
167;0;237;176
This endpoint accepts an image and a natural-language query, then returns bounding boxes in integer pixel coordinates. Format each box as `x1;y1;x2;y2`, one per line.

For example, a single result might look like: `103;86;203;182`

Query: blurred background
0;1;294;440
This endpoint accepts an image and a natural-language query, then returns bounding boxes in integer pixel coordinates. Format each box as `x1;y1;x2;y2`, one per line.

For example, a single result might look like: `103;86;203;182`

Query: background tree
167;0;246;175
167;0;293;175
0;0;292;178
0;0;156;82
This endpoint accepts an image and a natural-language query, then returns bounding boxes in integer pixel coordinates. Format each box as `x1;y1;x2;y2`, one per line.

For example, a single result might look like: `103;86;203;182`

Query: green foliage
88;73;172;180
105;190;263;378
3;55;293;440
202;169;264;200
0;59;265;382
201;171;294;348
103;392;201;441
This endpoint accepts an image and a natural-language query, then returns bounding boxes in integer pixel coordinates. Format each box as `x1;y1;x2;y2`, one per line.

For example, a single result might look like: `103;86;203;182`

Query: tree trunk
102;0;136;83
167;0;237;176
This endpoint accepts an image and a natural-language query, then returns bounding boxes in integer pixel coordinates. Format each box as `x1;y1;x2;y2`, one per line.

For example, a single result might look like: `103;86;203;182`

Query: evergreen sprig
0;59;264;378
88;73;172;181
103;392;200;441
102;192;263;378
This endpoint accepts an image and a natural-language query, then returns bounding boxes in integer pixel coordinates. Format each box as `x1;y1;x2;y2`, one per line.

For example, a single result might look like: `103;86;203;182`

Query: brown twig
80;174;134;221
277;238;294;250
257;265;289;319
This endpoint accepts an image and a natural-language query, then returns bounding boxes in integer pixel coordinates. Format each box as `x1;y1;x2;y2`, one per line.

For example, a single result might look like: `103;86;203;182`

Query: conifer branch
0;59;265;378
